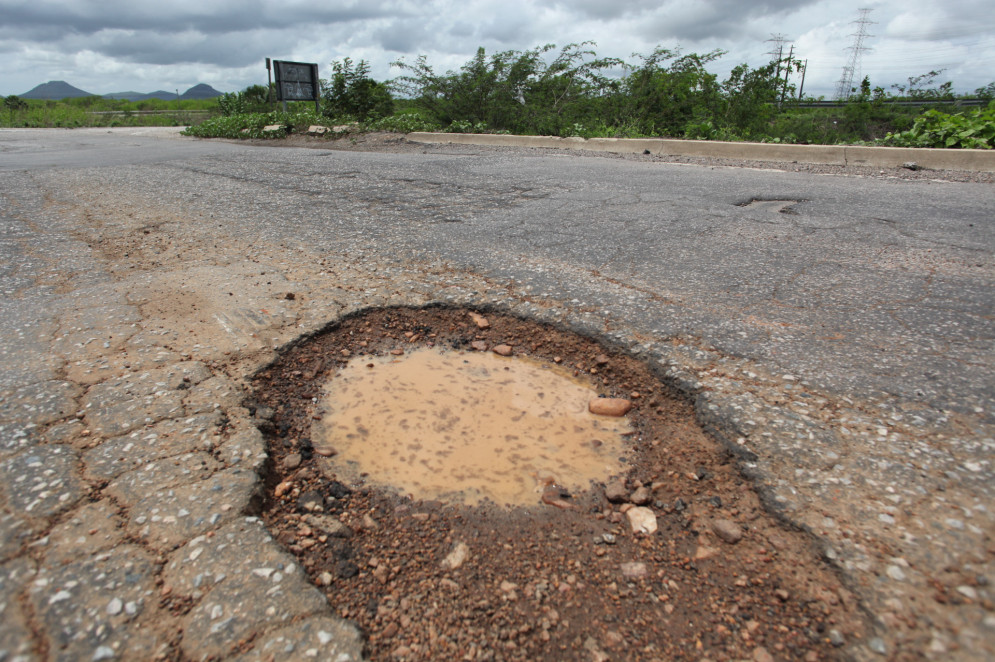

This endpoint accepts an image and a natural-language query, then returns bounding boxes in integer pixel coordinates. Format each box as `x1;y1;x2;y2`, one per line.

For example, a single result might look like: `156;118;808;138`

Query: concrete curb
406;132;995;172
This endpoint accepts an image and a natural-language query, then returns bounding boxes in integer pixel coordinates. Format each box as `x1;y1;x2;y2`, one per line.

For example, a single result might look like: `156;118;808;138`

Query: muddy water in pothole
313;347;632;506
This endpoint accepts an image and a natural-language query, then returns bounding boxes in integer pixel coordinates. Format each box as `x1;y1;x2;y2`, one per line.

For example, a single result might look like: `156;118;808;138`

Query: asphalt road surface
1;127;992;660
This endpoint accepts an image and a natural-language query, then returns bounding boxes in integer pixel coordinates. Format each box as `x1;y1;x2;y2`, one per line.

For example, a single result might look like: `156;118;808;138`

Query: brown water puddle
313;348;632;507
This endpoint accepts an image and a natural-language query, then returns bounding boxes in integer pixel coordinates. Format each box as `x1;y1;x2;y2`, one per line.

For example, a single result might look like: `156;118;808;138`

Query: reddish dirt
249;306;867;661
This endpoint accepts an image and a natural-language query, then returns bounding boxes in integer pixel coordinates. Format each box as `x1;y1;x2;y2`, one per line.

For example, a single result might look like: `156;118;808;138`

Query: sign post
272;60;320;114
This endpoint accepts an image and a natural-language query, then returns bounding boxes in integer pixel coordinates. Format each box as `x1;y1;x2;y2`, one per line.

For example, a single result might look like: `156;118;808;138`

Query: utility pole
780;44;795;105
797;59;808;99
834;8;875;100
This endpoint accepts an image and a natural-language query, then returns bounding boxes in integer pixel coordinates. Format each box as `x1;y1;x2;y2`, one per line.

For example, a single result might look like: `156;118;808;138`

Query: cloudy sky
2;0;993;99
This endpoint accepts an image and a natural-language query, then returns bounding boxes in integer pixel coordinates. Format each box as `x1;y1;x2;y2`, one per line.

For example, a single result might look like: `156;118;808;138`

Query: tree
4;95;27;123
321;59;394;121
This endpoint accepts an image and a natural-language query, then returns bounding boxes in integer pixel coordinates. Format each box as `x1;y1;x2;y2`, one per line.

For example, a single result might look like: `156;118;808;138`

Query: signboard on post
272;60;320;113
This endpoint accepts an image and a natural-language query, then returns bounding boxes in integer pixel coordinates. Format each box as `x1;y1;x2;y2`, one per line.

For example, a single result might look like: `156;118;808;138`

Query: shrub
880;103;995;149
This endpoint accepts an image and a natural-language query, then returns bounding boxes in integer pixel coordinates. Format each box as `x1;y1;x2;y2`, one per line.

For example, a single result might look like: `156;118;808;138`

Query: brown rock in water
470;340;488;351
589;398;632;417
492;344;513;356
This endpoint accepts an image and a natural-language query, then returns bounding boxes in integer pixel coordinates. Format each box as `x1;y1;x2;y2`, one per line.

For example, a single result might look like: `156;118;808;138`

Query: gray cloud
0;0;991;99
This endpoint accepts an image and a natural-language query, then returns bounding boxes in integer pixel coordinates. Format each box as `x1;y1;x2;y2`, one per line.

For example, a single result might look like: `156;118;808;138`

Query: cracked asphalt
0;127;993;660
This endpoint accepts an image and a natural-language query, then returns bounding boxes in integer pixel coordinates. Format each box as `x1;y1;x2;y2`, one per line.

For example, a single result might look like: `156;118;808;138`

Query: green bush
880;103;995;149
321;59;394;121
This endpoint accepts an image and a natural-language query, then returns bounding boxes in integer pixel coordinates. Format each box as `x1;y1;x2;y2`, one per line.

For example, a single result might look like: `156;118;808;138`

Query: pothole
250;306;865;661
313;347;633;507
735;198;805;214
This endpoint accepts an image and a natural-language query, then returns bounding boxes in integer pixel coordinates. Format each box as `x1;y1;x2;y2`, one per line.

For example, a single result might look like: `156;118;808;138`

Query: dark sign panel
273;60;319;102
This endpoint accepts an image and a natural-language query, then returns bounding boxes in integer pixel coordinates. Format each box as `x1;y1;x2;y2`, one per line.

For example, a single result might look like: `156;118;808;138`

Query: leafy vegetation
321;59;394;121
880;102;995;149
0;95;219;128
16;42;992;149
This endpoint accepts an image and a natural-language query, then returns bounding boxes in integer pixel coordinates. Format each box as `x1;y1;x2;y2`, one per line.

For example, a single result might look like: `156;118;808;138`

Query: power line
834;8;876;100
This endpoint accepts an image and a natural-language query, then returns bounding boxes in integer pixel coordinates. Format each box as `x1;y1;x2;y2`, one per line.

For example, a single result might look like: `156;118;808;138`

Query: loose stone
441;542;469;570
604;480;629;503
620;562;648;579
712;519;744;544
589;398;632;417
626;507;658;534
492;344;513;356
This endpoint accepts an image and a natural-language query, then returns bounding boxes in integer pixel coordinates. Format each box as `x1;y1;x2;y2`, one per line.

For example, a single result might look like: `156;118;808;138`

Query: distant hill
16;81;225;101
20;81;96;99
180;84;223;100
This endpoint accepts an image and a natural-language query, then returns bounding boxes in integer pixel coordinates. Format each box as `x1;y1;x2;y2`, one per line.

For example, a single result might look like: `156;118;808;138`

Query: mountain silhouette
20;81;96;99
17;81;225;101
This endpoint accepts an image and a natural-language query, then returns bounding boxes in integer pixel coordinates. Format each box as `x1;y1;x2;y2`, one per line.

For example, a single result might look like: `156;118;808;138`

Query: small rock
594;354;610;365
492;344;513;356
317;572;332;586
601;533;616;545
694;545;719;560
630;486;652;506
282;453;302;470
712;519;743;544
583;636;610;662
307;125;328;135
441;542;469;570
829;629;845;647
753;646;774;662
470;340;488;351
626;506;657;534
390;348;404;356
869;637;887;655
106;597;123;615
589;398;632;417
469;312;490;329
604;480;629;503
284;292;296;300
620;562;647;579
362;514;379;530
775;589;790;602
886;565;906;581
902;161;920;171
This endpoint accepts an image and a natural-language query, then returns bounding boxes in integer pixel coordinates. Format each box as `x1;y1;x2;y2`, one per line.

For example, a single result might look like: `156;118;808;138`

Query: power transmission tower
834;8;875;100
766;33;789;79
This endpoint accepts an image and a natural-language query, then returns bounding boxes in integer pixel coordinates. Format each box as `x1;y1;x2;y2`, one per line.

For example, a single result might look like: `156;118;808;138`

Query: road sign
272;60;320;112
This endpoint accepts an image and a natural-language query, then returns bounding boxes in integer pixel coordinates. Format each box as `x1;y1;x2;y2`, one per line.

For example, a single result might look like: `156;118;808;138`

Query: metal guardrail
795;98;988;108
86;110;213;116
